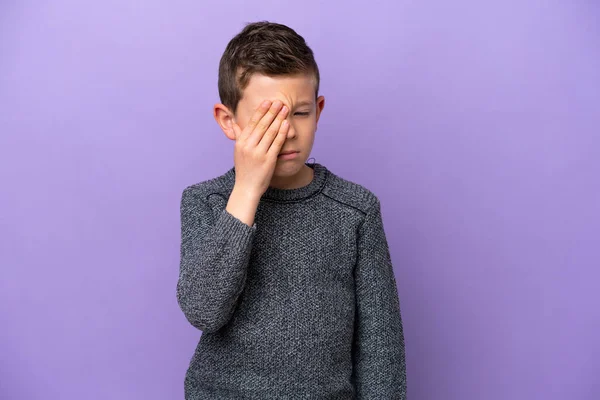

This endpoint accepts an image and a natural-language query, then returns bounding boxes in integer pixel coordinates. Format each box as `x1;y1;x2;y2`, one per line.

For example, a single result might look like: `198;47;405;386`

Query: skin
214;72;325;190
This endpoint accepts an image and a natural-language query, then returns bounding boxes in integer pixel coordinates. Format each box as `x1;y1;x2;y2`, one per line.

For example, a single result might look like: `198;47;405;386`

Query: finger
239;100;272;142
231;120;242;140
247;100;283;146
257;105;289;153
267;119;290;158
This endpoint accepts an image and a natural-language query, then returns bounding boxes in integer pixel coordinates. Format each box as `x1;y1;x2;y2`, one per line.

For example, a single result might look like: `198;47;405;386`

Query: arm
352;198;407;399
176;186;257;333
177;99;290;332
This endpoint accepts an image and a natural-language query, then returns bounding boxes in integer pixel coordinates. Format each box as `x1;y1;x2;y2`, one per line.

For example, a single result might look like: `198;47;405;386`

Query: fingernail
262;100;271;107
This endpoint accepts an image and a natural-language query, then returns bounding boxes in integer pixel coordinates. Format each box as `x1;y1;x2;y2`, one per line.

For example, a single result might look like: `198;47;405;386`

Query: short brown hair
218;21;320;114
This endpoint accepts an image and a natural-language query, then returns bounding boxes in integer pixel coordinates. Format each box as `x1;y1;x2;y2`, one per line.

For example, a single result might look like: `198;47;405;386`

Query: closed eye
295;112;310;116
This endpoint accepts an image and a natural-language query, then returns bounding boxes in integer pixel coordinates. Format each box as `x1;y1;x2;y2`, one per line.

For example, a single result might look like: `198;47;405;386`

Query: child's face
234;72;325;176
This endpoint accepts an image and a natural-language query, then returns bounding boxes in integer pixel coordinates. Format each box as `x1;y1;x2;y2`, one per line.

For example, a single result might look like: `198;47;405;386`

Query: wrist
231;184;262;203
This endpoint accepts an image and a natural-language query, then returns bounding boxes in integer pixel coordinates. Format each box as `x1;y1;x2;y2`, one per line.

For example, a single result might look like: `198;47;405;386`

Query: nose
285;120;297;139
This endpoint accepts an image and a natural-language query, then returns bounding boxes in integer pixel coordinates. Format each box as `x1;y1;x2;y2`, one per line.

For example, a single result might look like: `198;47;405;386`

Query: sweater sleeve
352;198;407;399
176;187;257;333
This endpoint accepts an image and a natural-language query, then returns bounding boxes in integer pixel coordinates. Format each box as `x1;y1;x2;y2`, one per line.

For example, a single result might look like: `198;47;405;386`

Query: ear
315;95;325;125
213;103;236;141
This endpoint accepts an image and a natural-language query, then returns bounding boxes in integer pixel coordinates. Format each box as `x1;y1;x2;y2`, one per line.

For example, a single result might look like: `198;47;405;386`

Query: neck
269;165;314;190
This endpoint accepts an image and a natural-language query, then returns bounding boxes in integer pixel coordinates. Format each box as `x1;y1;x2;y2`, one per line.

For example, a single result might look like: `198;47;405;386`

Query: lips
277;150;299;160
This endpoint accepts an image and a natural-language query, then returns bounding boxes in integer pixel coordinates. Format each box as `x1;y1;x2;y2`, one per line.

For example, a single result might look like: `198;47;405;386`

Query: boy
177;21;407;399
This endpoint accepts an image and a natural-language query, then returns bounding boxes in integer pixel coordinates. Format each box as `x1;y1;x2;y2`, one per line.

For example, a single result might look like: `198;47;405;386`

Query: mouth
278;150;299;159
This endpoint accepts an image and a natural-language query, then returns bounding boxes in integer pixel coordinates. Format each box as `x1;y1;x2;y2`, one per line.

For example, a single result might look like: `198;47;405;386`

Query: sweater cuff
215;208;257;248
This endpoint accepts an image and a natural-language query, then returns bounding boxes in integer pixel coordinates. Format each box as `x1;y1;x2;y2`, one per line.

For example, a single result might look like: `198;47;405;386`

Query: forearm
353;287;407;399
177;188;258;332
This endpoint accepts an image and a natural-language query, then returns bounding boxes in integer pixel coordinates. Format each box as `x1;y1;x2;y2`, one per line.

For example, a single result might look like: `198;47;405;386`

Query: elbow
183;311;225;333
176;283;227;333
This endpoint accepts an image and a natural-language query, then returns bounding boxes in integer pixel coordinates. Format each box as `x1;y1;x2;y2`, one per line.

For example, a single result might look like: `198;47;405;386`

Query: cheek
235;113;253;129
293;118;316;131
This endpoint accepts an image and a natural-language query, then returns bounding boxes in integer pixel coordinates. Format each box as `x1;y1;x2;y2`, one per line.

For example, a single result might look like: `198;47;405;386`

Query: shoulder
181;167;235;204
321;166;380;216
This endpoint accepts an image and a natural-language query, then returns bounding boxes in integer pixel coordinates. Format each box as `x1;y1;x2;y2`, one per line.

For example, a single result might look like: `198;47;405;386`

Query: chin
273;160;305;176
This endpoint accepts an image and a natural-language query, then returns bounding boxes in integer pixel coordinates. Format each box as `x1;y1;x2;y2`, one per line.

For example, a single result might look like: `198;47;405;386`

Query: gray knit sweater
177;162;406;399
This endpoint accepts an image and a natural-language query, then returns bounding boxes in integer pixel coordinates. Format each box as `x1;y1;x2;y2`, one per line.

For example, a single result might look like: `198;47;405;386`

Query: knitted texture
177;162;406;399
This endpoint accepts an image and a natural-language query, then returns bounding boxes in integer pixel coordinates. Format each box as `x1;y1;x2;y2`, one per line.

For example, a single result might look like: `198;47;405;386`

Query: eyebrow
294;100;314;108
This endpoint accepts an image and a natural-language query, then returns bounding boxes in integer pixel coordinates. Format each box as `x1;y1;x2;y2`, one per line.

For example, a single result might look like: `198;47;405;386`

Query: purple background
1;1;599;399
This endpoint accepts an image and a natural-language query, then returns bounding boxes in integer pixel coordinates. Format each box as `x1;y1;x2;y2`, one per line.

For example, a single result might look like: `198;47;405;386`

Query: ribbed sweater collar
224;162;328;203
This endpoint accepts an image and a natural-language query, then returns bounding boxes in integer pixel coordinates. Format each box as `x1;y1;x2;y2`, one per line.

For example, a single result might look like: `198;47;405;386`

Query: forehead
240;73;315;109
